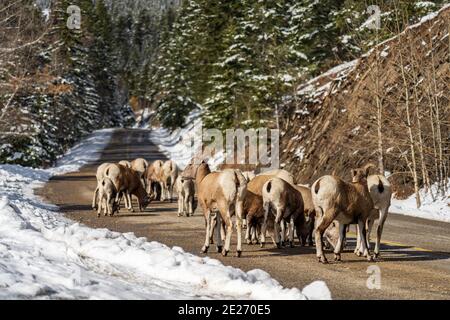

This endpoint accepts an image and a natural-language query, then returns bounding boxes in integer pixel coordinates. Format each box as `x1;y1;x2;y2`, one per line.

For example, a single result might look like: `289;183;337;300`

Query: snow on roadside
391;181;450;223
0;128;331;300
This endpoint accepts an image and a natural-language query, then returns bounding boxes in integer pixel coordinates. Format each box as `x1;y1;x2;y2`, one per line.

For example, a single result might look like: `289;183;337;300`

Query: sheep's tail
314;178;321;194
377;177;384;193
266;180;272;193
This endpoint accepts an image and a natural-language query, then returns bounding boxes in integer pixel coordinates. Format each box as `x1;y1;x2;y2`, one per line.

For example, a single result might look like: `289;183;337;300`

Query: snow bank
391;181;450;223
0;129;331;300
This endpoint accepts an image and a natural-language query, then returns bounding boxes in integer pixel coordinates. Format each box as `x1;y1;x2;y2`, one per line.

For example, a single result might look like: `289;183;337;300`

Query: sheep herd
92;158;392;264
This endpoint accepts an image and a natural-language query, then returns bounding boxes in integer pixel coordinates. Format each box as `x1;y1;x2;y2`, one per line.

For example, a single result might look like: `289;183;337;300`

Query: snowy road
37;129;450;300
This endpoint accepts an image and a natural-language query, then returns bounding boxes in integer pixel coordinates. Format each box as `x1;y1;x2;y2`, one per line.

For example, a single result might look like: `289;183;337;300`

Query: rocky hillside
280;5;449;201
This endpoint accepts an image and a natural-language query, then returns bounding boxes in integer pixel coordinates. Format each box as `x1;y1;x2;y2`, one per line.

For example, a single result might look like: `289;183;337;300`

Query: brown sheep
311;164;377;263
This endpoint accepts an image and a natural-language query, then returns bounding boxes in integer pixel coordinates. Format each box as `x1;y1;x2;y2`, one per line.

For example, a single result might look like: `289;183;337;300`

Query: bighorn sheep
261;177;305;248
355;174;392;257
161;160;178;202
311;164;378;263
131;158;149;189
243;170;294;245
96;177;119;217
145;160;164;200
295;185;315;246
175;175;196;217
321;173;392;258
92;162;113;210
105;163;151;212
187;161;247;257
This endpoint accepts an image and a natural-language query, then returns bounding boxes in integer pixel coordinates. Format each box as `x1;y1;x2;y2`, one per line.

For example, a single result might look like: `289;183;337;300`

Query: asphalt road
35;128;450;300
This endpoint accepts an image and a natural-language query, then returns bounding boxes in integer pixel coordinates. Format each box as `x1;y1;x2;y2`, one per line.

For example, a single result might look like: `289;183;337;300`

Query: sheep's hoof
355;250;362;257
374;252;380;258
289;241;294;248
276;242;282;249
367;254;374;262
201;246;209;254
318;256;328;264
97;213;100;218
216;246;223;253
222;249;229;257
177;213;181;217
236;250;242;258
334;253;341;262
260;242;265;248
246;239;252;245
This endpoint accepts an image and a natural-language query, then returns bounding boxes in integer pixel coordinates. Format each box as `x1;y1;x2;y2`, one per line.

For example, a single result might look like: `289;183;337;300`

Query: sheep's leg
222;214;233;257
160;182;165;201
251;225;258;244
260;202;270;248
177;193;183;217
274;219;281;249
127;192;135;212
357;219;373;261
201;210;211;254
97;195;102;217
235;201;244;257
315;208;337;264
279;218;286;247
245;217;252;244
106;194;113;216
354;224;361;256
184;195;190;217
333;222;347;261
366;218;374;251
92;187;99;210
375;207;389;258
288;216;295;248
215;213;223;253
209;214;216;244
188;196;194;216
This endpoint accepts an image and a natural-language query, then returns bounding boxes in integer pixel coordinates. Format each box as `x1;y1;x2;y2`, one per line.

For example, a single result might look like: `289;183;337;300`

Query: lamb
187;161;247;257
175;175;196;217
96;177;119;217
311;164;378;263
92;162;113;210
131;158;149;189
295;185;315;246
261;177;305;248
161;160;178;202
105;163;151;212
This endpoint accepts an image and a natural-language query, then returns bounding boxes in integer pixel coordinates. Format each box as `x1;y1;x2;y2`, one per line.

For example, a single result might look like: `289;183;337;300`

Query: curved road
36;129;450;300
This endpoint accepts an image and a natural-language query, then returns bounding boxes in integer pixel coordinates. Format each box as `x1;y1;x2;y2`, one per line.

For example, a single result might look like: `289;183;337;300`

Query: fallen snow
0;128;331;300
391;181;450;223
